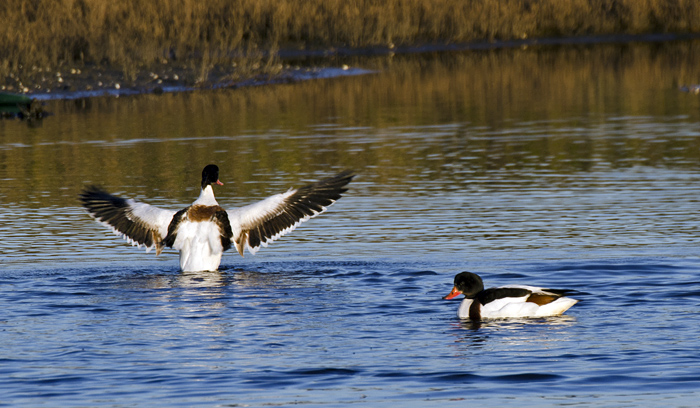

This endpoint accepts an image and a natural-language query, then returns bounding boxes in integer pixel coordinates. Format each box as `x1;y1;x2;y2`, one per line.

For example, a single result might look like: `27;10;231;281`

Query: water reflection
446;315;580;361
175;270;228;288
1;41;700;208
2;40;700;267
100;267;326;293
453;315;579;331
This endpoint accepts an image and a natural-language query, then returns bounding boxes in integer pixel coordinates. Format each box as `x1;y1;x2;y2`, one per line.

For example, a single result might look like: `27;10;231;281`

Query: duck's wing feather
80;186;176;254
227;171;354;256
481;284;575;308
477;287;533;305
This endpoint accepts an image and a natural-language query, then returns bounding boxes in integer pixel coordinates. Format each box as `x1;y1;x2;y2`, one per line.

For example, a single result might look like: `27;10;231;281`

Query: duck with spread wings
80;165;354;272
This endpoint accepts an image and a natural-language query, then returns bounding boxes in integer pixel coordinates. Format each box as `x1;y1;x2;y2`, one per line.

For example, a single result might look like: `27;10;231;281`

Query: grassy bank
2;0;700;88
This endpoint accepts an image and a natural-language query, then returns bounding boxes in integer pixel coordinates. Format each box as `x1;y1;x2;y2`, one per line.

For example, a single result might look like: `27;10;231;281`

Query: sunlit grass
1;0;699;85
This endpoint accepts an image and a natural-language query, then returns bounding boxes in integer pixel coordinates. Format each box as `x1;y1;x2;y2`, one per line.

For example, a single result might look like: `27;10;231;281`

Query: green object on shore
0;92;46;120
0;92;32;106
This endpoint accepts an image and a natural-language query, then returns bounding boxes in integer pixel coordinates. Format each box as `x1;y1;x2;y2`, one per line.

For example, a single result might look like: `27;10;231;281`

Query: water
2;40;700;407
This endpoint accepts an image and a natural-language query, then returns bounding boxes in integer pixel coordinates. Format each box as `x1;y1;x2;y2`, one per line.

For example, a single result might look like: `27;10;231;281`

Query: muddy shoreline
3;32;699;104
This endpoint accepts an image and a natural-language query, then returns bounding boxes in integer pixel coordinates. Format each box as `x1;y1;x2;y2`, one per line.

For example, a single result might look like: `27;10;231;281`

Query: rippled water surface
2;41;700;407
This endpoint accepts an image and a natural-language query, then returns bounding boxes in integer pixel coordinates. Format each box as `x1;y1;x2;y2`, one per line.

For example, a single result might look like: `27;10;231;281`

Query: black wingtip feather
79;185;156;248
245;170;355;251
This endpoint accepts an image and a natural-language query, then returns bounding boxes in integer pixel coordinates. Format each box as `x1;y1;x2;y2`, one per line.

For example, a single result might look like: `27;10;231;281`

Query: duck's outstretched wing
227;171;354;256
80;186;176;254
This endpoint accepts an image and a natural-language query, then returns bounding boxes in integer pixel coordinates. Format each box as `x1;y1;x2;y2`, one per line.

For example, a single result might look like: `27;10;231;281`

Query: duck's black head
443;272;485;299
201;164;223;189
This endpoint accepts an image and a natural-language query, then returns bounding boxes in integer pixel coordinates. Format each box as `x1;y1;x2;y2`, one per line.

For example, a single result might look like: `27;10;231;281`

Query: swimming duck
443;272;578;320
80;164;354;272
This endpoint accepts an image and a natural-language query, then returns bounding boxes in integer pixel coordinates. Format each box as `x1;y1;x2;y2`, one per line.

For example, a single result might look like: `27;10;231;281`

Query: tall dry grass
1;0;700;83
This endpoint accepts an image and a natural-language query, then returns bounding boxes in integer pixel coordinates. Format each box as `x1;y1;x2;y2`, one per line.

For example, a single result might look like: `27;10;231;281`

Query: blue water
3;42;700;407
3;257;700;407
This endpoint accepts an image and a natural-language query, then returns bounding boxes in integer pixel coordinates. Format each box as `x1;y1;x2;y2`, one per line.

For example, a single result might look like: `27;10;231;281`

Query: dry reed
1;0;700;85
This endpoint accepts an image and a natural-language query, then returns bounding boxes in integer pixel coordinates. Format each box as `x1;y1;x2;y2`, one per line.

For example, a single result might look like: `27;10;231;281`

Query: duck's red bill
216;180;224;185
443;286;462;300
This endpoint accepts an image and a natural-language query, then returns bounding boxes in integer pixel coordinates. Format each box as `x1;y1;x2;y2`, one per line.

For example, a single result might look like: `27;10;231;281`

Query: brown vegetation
1;0;700;88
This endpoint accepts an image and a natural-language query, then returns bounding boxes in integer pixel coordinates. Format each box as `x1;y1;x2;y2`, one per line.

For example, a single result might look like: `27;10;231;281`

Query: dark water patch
423;372;482;382
412;308;444;315
494;373;564;383
242;372;303;388
374;370;563;384
46;303;100;309
25;375;88;386
395;285;421;292
389;269;440;277
24;290;73;297
406;270;440;276
23;312;52;317
668;289;700;298
666;375;700;384
288;368;362;376
361;271;385;277
487;272;533;280
578;374;652;385
326;270;364;278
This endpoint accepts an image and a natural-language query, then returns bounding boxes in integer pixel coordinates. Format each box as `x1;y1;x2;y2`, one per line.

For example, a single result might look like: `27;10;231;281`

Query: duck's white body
444;273;578;320
171;185;226;272
173;220;225;272
81;165;354;272
456;285;579;319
